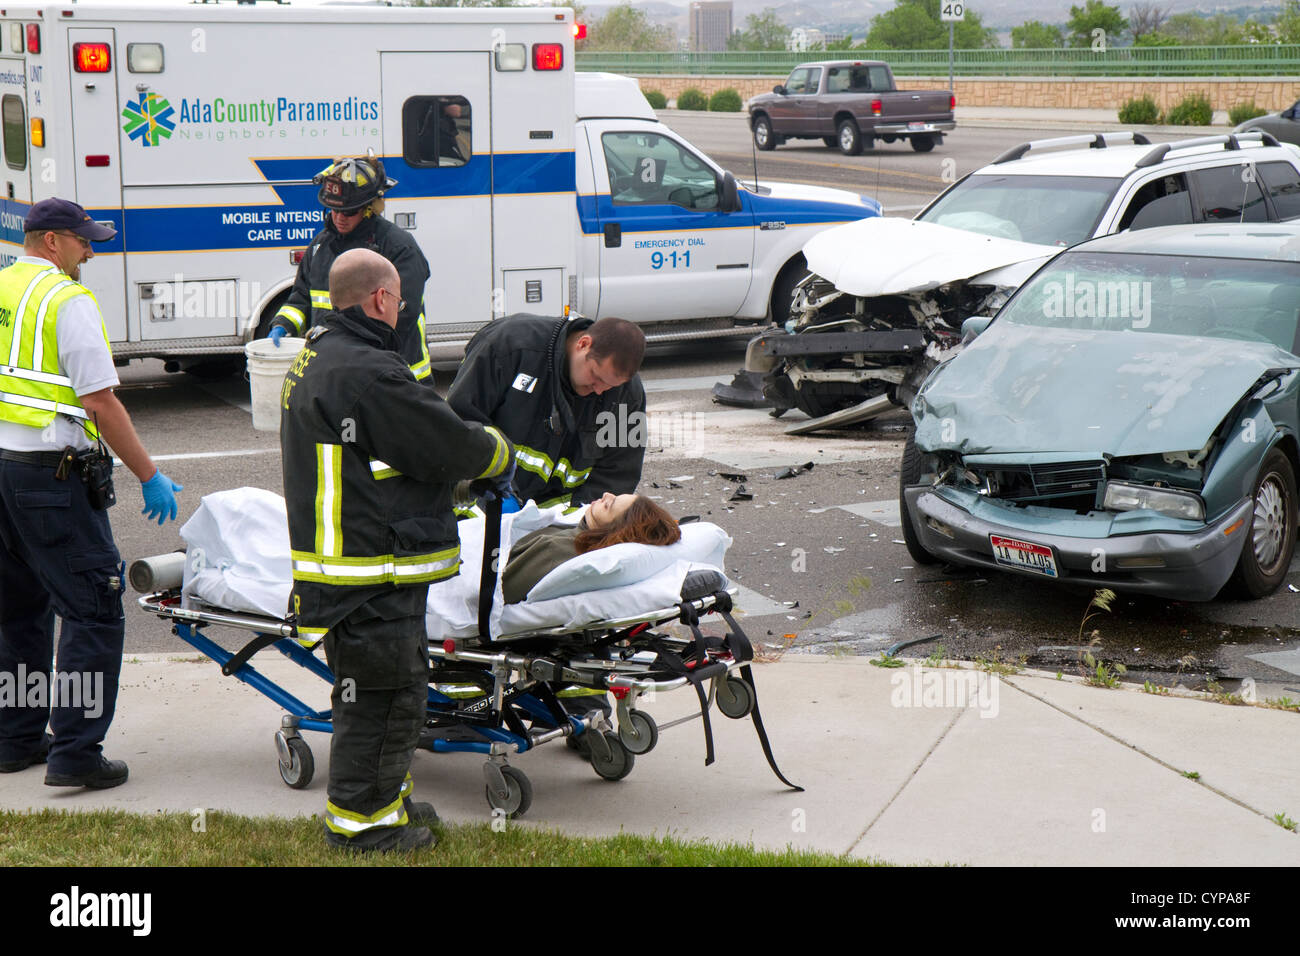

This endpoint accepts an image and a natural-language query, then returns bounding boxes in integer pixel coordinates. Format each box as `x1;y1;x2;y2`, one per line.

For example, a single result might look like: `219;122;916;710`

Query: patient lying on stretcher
501;493;680;604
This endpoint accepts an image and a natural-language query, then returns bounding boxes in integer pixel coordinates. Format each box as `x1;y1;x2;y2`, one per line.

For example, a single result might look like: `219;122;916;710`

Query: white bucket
245;336;305;432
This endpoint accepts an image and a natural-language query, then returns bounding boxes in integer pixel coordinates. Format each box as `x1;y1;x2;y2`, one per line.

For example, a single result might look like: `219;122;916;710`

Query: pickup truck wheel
910;134;936;153
822;136;837;148
837;119;863;156
1225;449;1298;599
900;435;941;565
753;115;776;151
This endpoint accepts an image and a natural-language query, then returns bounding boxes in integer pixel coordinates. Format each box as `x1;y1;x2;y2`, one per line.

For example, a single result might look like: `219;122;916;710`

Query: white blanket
179;489;731;640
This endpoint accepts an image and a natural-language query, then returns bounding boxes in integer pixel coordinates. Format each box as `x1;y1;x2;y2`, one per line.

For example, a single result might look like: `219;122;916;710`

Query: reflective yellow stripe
325;793;408;835
309;289;331;309
295;625;328;649
6;265;59;367
400;772;413;799
474;426;511;480
553;458;591;489
276;305;305;332
514;444;554;480
369;457;400;480
314;443;343;557
291;546;461;586
409;308;431;380
537;493;572;510
29;278;76;371
0;390;90;420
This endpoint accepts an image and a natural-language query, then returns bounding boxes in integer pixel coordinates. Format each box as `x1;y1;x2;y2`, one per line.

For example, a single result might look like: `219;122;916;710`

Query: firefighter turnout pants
321;589;429;848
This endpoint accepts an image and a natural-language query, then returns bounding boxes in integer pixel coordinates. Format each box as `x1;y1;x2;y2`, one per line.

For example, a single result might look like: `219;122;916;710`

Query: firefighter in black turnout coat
448;314;647;511
280;248;512;852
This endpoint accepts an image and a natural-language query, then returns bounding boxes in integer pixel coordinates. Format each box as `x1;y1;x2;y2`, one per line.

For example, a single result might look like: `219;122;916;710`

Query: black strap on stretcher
656;592;802;793
221;634;282;676
478;494;503;642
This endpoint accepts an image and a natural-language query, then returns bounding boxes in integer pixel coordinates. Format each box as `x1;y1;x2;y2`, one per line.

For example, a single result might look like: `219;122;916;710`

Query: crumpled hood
914;322;1300;458
803;217;1057;297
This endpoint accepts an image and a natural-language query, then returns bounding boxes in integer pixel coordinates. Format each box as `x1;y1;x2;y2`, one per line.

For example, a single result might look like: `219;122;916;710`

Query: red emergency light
73;42;110;72
572;23;586;40
533;43;563;71
25;23;38;53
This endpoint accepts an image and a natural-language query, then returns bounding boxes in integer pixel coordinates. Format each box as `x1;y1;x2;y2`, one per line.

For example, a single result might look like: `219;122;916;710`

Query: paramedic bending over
501;494;679;604
266;151;435;382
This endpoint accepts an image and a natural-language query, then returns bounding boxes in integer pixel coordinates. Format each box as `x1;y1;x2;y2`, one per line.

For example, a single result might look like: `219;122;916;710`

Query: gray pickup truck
748;60;955;155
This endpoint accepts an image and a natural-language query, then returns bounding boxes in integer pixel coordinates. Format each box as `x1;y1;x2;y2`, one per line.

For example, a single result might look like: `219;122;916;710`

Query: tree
1128;3;1170;40
1011;20;1065;48
583;2;673;52
862;0;996;50
1240;18;1274;44
1278;0;1300;44
827;33;856;50
727;9;789;51
1132;30;1178;46
1159;12;1243;45
1066;0;1128;48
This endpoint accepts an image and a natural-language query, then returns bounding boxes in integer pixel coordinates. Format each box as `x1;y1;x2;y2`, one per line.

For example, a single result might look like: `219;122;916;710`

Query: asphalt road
111;117;1300;701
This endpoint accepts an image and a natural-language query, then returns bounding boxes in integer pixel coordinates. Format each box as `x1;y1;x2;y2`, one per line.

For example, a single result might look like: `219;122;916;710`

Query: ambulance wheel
484;766;532;819
590;732;636;781
619;709;658;755
716;675;755;719
278;737;314;789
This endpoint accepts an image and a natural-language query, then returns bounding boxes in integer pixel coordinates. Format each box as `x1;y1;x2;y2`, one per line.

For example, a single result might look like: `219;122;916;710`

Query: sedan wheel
1226;449;1298;598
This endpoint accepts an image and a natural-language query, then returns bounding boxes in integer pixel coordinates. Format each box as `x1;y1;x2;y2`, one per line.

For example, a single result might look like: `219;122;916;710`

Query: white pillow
525;521;731;602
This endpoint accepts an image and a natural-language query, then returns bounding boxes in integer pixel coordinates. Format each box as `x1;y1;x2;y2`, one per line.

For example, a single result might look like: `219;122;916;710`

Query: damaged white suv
719;131;1300;427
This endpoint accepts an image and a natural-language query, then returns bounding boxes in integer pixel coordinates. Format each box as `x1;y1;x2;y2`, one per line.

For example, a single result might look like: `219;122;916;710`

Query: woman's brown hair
574;495;681;554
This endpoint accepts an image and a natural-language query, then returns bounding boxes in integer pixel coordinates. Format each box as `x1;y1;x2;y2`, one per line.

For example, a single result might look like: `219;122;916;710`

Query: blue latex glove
141;470;183;525
491;460;517;499
268;326;288;348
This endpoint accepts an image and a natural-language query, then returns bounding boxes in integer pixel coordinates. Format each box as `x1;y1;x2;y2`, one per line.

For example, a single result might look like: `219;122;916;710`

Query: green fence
576;46;1300;77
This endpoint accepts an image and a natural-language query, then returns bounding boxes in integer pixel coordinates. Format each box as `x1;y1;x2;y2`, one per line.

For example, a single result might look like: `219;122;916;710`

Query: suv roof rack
1135;130;1282;168
991;131;1151;165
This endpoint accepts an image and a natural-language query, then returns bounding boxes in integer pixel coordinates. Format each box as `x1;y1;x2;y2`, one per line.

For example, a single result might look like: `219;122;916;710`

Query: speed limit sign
940;1;965;20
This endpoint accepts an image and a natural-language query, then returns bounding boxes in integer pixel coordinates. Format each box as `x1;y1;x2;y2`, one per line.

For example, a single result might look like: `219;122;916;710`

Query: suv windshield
997;251;1300;352
919;175;1121;247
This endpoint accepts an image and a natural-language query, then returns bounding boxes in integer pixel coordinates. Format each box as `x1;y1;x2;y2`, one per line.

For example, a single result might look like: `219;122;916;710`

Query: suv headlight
1103;481;1205;521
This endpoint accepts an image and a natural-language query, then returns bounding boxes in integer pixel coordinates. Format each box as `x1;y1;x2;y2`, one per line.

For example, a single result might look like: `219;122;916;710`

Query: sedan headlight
1103;481;1205;521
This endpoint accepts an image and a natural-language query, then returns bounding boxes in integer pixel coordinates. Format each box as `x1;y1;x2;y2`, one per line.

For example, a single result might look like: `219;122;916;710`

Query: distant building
690;1;733;52
788;27;846;52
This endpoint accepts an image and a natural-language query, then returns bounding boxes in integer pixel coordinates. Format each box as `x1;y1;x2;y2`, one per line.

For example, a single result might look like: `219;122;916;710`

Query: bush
675;87;708;111
1229;101;1268;126
709;88;743;112
1117;96;1159;125
642;89;667;110
1163;94;1213;127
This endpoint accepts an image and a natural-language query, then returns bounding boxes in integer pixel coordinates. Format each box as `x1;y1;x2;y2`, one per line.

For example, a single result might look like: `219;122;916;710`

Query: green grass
1272;812;1297;833
0;809;886;867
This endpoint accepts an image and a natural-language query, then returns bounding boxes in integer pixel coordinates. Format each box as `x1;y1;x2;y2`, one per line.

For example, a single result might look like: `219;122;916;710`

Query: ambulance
0;3;879;370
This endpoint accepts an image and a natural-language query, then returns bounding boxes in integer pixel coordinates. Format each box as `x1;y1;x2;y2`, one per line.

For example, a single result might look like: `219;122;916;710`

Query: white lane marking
113;448;278;466
727;582;792;617
644;374;728;394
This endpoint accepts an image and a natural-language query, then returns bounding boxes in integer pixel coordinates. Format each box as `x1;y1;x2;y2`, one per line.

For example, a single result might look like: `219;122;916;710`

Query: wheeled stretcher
131;493;800;816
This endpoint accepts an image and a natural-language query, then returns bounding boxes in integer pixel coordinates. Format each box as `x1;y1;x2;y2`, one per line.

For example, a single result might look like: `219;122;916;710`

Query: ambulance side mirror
719;171;741;213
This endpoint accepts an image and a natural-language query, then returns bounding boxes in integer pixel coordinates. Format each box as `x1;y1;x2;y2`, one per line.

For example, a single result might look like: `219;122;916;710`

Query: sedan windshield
997;251;1300;352
918;175;1121;246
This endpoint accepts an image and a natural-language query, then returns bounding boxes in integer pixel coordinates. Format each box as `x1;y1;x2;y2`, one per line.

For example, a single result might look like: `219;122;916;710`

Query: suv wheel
837;119;863;156
899;435;940;565
910;134;936;153
753;115;776;151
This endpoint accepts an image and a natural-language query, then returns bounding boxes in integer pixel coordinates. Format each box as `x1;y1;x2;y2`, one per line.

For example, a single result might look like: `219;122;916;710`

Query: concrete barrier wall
629;74;1300;112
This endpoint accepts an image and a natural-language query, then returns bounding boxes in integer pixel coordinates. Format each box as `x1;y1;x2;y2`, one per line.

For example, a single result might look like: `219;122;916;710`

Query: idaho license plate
989;535;1058;578
908;122;928;130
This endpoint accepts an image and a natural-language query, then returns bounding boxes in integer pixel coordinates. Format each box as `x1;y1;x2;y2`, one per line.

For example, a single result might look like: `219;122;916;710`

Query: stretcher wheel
715;675;755;720
485;765;532;819
590;732;635;781
278;737;314;789
619;709;658;755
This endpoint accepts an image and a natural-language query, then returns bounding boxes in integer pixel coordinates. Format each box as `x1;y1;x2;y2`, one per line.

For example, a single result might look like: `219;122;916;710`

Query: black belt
0;449;68;467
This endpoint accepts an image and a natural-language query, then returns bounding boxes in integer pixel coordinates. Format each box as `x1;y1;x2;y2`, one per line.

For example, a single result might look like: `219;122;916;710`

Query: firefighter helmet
313;153;398;212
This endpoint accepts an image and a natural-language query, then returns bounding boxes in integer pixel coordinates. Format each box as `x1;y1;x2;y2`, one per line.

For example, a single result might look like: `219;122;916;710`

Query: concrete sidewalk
0;650;1295;865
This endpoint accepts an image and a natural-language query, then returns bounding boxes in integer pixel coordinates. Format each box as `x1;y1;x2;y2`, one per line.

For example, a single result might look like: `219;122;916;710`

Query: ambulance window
602;131;719;210
402;96;471;168
2;95;26;171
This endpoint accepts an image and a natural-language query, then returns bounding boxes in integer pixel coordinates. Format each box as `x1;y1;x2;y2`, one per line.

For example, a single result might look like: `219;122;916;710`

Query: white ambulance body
0;4;878;368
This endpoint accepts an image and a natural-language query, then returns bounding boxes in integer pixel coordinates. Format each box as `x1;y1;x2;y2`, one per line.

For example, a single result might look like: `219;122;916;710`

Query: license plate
908;122;928;130
989;534;1058;578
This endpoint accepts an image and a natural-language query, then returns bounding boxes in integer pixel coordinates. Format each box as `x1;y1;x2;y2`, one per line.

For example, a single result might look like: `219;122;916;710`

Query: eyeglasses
55;231;91;250
376;287;405;311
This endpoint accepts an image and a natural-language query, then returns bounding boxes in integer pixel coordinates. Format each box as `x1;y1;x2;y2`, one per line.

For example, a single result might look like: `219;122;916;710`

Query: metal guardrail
576;46;1300;77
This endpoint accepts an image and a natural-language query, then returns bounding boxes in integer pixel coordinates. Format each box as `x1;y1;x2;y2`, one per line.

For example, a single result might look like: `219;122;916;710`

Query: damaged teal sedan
901;224;1300;600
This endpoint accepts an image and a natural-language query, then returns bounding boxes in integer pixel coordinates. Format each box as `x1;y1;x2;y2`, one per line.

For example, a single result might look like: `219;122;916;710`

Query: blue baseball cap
24;198;116;241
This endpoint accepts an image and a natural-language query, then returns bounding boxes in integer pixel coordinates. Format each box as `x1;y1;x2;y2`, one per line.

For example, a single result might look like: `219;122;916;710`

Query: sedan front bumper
903;485;1253;601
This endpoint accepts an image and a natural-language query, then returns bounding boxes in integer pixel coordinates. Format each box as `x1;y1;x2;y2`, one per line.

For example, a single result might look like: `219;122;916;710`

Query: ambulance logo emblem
121;92;176;147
